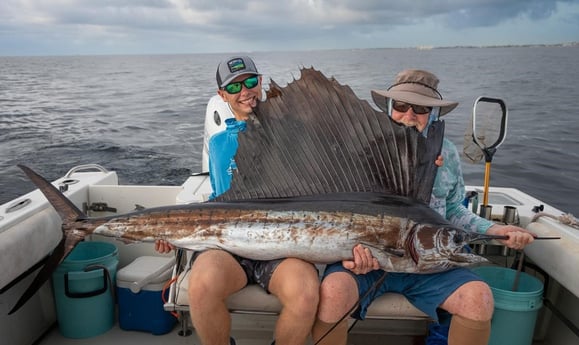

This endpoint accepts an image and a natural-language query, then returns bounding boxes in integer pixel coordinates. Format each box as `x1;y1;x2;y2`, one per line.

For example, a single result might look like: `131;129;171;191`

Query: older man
313;69;535;345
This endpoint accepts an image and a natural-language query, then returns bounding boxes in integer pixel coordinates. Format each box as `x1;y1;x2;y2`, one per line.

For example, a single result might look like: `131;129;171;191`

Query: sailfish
8;68;506;315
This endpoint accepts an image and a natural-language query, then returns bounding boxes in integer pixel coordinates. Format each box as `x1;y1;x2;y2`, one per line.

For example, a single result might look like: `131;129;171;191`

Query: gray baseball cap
216;56;260;88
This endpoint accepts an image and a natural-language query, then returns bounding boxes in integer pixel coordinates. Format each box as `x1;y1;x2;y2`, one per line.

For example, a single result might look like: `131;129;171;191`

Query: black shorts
191;251;284;293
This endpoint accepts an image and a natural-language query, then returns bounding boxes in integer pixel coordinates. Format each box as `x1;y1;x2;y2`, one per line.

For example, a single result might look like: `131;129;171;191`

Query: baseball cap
216;56;260;88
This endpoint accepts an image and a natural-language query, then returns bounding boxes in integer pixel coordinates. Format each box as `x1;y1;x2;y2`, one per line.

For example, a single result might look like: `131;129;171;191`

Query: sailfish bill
10;68;492;314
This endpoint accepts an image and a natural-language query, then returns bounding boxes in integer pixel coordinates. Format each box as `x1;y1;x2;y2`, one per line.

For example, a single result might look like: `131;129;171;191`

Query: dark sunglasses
392;101;432;115
223;75;259;94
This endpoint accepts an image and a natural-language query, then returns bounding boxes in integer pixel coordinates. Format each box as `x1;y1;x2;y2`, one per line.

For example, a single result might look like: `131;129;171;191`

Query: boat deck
38;313;428;345
35;247;551;345
38;312;549;345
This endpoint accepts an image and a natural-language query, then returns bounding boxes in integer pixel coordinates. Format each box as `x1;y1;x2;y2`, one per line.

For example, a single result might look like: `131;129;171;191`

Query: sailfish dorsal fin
214;67;444;204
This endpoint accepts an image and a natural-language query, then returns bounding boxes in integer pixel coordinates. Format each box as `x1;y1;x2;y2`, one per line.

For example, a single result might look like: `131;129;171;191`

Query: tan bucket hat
371;69;458;116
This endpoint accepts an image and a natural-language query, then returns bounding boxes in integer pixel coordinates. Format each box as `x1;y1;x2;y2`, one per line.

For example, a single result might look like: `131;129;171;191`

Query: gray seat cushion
174;270;429;320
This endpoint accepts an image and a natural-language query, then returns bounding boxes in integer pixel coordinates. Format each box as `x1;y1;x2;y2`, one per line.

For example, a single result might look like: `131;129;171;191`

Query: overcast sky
1;0;578;56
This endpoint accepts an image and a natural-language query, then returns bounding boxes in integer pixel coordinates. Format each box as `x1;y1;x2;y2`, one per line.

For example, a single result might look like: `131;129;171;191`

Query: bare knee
290;283;320;319
318;272;358;322
187;250;246;309
444;281;494;321
270;259;320;318
187;270;214;309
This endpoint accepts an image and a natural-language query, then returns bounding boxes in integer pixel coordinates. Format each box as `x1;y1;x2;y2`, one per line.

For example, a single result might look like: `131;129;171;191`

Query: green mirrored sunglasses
223;75;259;94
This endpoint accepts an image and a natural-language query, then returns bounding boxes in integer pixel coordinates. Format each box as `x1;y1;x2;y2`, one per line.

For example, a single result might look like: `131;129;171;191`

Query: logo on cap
228;58;246;73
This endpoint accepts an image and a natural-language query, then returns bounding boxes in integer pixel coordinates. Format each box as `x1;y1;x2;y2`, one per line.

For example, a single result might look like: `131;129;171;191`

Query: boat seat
172;271;429;319
164;249;431;336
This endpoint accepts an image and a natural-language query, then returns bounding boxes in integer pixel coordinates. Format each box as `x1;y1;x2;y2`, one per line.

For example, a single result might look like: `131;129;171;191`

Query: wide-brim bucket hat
371;69;459;116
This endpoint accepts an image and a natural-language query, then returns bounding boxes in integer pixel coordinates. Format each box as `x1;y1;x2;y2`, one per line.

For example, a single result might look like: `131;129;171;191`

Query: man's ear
217;89;227;102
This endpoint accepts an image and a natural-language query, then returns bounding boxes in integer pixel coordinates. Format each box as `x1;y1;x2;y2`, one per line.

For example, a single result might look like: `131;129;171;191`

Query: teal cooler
472;266;543;345
116;256;176;335
52;241;119;338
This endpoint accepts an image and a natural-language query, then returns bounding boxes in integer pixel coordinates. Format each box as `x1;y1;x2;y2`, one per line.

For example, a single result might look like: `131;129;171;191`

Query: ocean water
1;47;578;216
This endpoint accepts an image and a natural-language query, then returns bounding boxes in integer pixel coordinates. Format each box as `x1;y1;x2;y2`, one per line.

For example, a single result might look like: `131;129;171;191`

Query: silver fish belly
90;202;475;273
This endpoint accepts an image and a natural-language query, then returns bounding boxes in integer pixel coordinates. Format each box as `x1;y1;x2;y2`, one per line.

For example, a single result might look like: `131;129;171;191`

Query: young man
312;69;535;345
156;56;319;345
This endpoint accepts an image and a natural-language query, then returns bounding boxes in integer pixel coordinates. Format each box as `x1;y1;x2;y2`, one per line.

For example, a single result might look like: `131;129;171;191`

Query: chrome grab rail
65;164;109;178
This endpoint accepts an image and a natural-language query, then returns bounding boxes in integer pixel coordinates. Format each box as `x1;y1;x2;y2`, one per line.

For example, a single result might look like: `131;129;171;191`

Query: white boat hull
1;168;578;345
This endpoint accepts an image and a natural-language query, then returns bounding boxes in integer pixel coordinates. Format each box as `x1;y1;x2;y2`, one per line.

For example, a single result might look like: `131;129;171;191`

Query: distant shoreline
1;42;577;58
384;42;579;51
433;42;579;49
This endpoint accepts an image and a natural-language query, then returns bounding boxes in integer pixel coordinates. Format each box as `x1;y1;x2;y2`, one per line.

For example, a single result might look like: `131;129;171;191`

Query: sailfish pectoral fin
8;238;65;315
358;242;402;270
359;241;405;258
383;247;405;257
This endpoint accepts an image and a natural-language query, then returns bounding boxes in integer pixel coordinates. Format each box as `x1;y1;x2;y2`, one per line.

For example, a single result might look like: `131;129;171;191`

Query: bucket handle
64;264;112;299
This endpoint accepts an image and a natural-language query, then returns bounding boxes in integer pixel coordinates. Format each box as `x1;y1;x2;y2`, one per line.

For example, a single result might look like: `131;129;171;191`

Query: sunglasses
392;101;432;115
223;75;259;94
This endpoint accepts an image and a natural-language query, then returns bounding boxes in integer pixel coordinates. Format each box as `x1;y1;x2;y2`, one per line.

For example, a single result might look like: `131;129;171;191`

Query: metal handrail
64;164;109;178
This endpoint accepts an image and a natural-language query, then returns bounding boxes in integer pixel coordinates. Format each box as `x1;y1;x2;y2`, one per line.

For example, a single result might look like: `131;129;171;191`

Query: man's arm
441;140;494;233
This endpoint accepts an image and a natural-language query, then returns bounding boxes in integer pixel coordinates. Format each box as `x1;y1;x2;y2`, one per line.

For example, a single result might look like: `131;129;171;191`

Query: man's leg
187;250;247;345
425;310;451;345
312;271;359;345
268;258;319;345
440;281;493;345
312;319;348;345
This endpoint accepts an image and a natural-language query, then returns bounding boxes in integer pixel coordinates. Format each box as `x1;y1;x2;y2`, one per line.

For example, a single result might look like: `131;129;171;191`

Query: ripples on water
1;47;578;216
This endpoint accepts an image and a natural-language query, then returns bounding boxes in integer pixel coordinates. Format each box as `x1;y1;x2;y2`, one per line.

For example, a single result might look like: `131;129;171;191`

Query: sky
1;0;578;56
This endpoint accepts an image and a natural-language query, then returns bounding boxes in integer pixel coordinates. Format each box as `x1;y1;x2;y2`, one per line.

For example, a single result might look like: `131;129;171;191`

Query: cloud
445;0;567;28
0;0;578;55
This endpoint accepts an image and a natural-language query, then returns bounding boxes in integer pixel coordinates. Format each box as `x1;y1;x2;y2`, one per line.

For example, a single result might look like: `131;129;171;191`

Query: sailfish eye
453;232;464;245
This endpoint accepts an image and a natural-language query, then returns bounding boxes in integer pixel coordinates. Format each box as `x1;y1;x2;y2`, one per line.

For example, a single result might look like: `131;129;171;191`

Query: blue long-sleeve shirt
207;118;246;200
430;138;494;233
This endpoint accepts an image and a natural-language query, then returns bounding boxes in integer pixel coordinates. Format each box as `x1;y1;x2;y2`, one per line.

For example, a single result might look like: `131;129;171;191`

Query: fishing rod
469;233;561;241
313;271;388;345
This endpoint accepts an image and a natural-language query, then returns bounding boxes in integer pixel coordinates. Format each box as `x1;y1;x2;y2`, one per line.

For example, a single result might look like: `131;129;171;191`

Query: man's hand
342;244;380;275
155;240;175;254
486;224;535;250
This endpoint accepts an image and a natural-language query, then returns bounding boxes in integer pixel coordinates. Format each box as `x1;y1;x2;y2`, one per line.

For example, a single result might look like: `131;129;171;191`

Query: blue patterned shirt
429;138;494;233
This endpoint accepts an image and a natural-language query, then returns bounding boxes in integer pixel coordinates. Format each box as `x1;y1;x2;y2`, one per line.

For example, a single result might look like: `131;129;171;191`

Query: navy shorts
192;251;284;293
323;262;484;321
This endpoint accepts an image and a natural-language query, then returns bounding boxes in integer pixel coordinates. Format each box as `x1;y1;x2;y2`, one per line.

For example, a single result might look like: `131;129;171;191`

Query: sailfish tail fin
17;164;87;223
8;165;89;315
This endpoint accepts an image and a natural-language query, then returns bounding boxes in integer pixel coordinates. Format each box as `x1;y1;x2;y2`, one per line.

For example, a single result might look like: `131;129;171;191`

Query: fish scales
88;200;425;270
